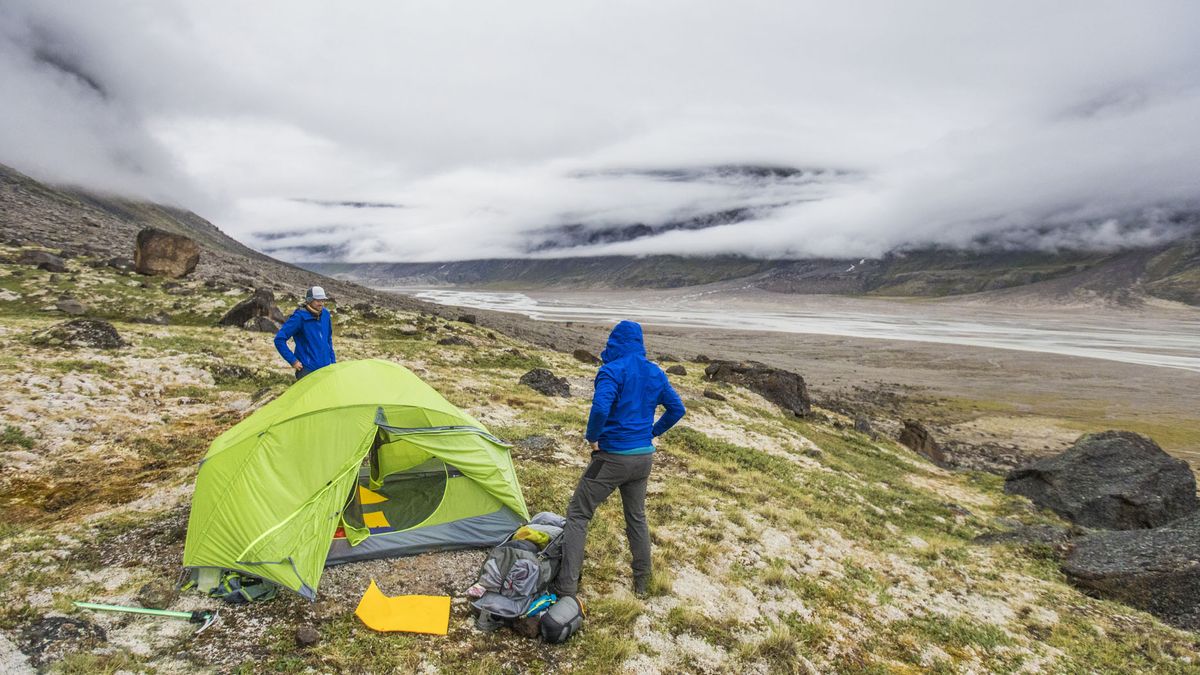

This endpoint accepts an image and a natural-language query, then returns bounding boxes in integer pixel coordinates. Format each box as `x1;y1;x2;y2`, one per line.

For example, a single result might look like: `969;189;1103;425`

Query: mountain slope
0;163;424;313
307;241;1200;306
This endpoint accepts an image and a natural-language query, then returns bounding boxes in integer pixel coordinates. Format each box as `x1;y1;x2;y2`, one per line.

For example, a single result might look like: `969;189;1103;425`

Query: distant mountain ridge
307;240;1200;307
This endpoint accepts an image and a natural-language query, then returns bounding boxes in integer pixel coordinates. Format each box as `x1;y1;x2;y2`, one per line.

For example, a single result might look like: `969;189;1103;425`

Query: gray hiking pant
556;451;654;596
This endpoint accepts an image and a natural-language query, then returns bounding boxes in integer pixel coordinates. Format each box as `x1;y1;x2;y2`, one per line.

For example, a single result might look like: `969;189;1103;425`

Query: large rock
218;288;286;332
134;228;200;278
55;298;87;316
135;580;177;610
519;369;570;397
31;319;126;349
1063;511;1200;630
295;625;322;648
666;364;687;376
703;360;811;416
18;250;67;272
131;313;171;325
572;349;601;365
1005;431;1197;530
974;524;1072;549
105;256;134;272
899;420;945;465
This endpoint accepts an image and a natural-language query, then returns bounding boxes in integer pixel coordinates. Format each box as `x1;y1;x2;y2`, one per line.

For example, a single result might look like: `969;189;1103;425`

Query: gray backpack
539;596;585;643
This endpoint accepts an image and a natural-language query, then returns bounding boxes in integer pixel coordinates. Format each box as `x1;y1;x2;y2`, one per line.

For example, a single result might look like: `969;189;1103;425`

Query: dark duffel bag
539;596;585;644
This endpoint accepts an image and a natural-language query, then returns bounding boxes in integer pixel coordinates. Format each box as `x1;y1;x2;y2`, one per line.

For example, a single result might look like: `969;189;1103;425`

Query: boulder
134;228;200;278
974;524;1072;548
703;389;727;402
703;361;811;416
130;313;171;326
219;289;286;332
1005;431;1197;530
693;354;711;363
656;353;681;363
1063;511;1200;630
666;364;687;376
245;316;282;333
31;319;126;349
135;580;177;610
458;314;478;325
939;440;1032;475
105;256;133;271
295;625;322;648
899;420;945;465
352;302;381;319
853;414;874;437
55;298;86;316
18;250;67;273
437;336;471;346
519;369;570;397
572;349;601;365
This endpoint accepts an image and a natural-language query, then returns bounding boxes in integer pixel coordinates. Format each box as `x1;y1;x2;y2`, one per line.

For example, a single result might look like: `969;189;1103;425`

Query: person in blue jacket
274;286;336;380
555;320;686;599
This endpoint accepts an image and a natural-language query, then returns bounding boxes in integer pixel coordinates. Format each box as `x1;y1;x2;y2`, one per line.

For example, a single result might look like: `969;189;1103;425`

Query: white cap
306;286;329;301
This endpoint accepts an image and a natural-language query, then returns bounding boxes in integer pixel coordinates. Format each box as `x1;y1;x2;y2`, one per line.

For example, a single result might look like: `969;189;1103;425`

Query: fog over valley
2;1;1199;262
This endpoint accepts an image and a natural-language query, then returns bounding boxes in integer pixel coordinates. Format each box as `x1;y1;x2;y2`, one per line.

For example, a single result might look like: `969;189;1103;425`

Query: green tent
183;359;529;599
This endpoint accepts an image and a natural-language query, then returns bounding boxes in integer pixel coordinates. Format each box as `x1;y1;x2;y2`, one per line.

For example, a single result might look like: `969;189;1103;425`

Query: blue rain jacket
274;306;336;372
584;321;686;452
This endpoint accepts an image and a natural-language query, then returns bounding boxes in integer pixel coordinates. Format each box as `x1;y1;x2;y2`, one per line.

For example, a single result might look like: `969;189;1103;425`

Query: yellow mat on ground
358;485;387;505
362;510;390;528
354;579;451;635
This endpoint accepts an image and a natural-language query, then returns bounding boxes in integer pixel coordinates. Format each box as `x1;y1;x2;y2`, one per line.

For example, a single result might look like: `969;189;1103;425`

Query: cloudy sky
2;1;1199;262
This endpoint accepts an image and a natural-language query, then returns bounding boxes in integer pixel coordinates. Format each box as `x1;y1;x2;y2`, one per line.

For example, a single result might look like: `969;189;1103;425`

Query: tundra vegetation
0;247;1198;673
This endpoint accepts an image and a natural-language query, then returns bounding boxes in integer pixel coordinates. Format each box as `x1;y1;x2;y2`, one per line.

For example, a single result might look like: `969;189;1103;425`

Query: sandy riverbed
397;286;1200;470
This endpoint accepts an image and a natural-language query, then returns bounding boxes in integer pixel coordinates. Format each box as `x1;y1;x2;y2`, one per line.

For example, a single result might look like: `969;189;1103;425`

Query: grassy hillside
1;246;1197;673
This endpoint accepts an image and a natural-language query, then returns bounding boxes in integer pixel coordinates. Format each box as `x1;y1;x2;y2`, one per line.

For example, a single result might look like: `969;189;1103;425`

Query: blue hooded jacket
585;321;686;452
274;306;336;372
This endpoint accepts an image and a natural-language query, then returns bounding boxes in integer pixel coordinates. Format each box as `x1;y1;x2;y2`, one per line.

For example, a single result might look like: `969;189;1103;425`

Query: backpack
539;596;585;644
471;516;565;620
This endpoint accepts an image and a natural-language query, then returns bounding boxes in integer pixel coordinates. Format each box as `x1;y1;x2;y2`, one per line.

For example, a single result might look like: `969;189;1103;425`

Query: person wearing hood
274;286;336;380
555;320;686;599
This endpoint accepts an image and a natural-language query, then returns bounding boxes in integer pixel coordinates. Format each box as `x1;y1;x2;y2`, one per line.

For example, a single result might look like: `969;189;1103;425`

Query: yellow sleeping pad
362;511;390;529
355;579;451;635
358;486;387;505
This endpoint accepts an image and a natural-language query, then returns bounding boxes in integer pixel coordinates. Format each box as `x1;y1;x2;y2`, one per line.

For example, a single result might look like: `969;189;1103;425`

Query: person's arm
584;367;619;443
326;310;336;363
274;312;302;367
652;379;686;438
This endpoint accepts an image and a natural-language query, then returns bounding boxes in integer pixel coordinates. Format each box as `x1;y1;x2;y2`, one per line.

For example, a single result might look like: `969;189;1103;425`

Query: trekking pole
73;601;220;633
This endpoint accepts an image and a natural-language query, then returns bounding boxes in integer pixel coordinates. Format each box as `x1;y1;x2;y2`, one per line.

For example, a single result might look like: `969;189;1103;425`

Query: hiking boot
633;576;650;598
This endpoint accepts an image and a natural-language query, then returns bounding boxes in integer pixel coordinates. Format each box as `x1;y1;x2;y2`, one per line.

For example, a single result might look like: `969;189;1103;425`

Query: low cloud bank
2;2;1198;261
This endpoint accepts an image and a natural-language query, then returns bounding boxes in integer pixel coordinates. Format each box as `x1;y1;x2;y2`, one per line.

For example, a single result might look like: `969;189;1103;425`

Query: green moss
1;425;35;450
50;651;146;675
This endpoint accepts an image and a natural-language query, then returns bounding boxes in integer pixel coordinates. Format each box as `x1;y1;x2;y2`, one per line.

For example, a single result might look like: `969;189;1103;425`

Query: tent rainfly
183;359;529;599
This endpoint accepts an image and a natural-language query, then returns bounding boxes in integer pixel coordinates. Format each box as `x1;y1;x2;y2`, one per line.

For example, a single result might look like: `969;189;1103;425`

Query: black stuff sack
539;596;585;644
